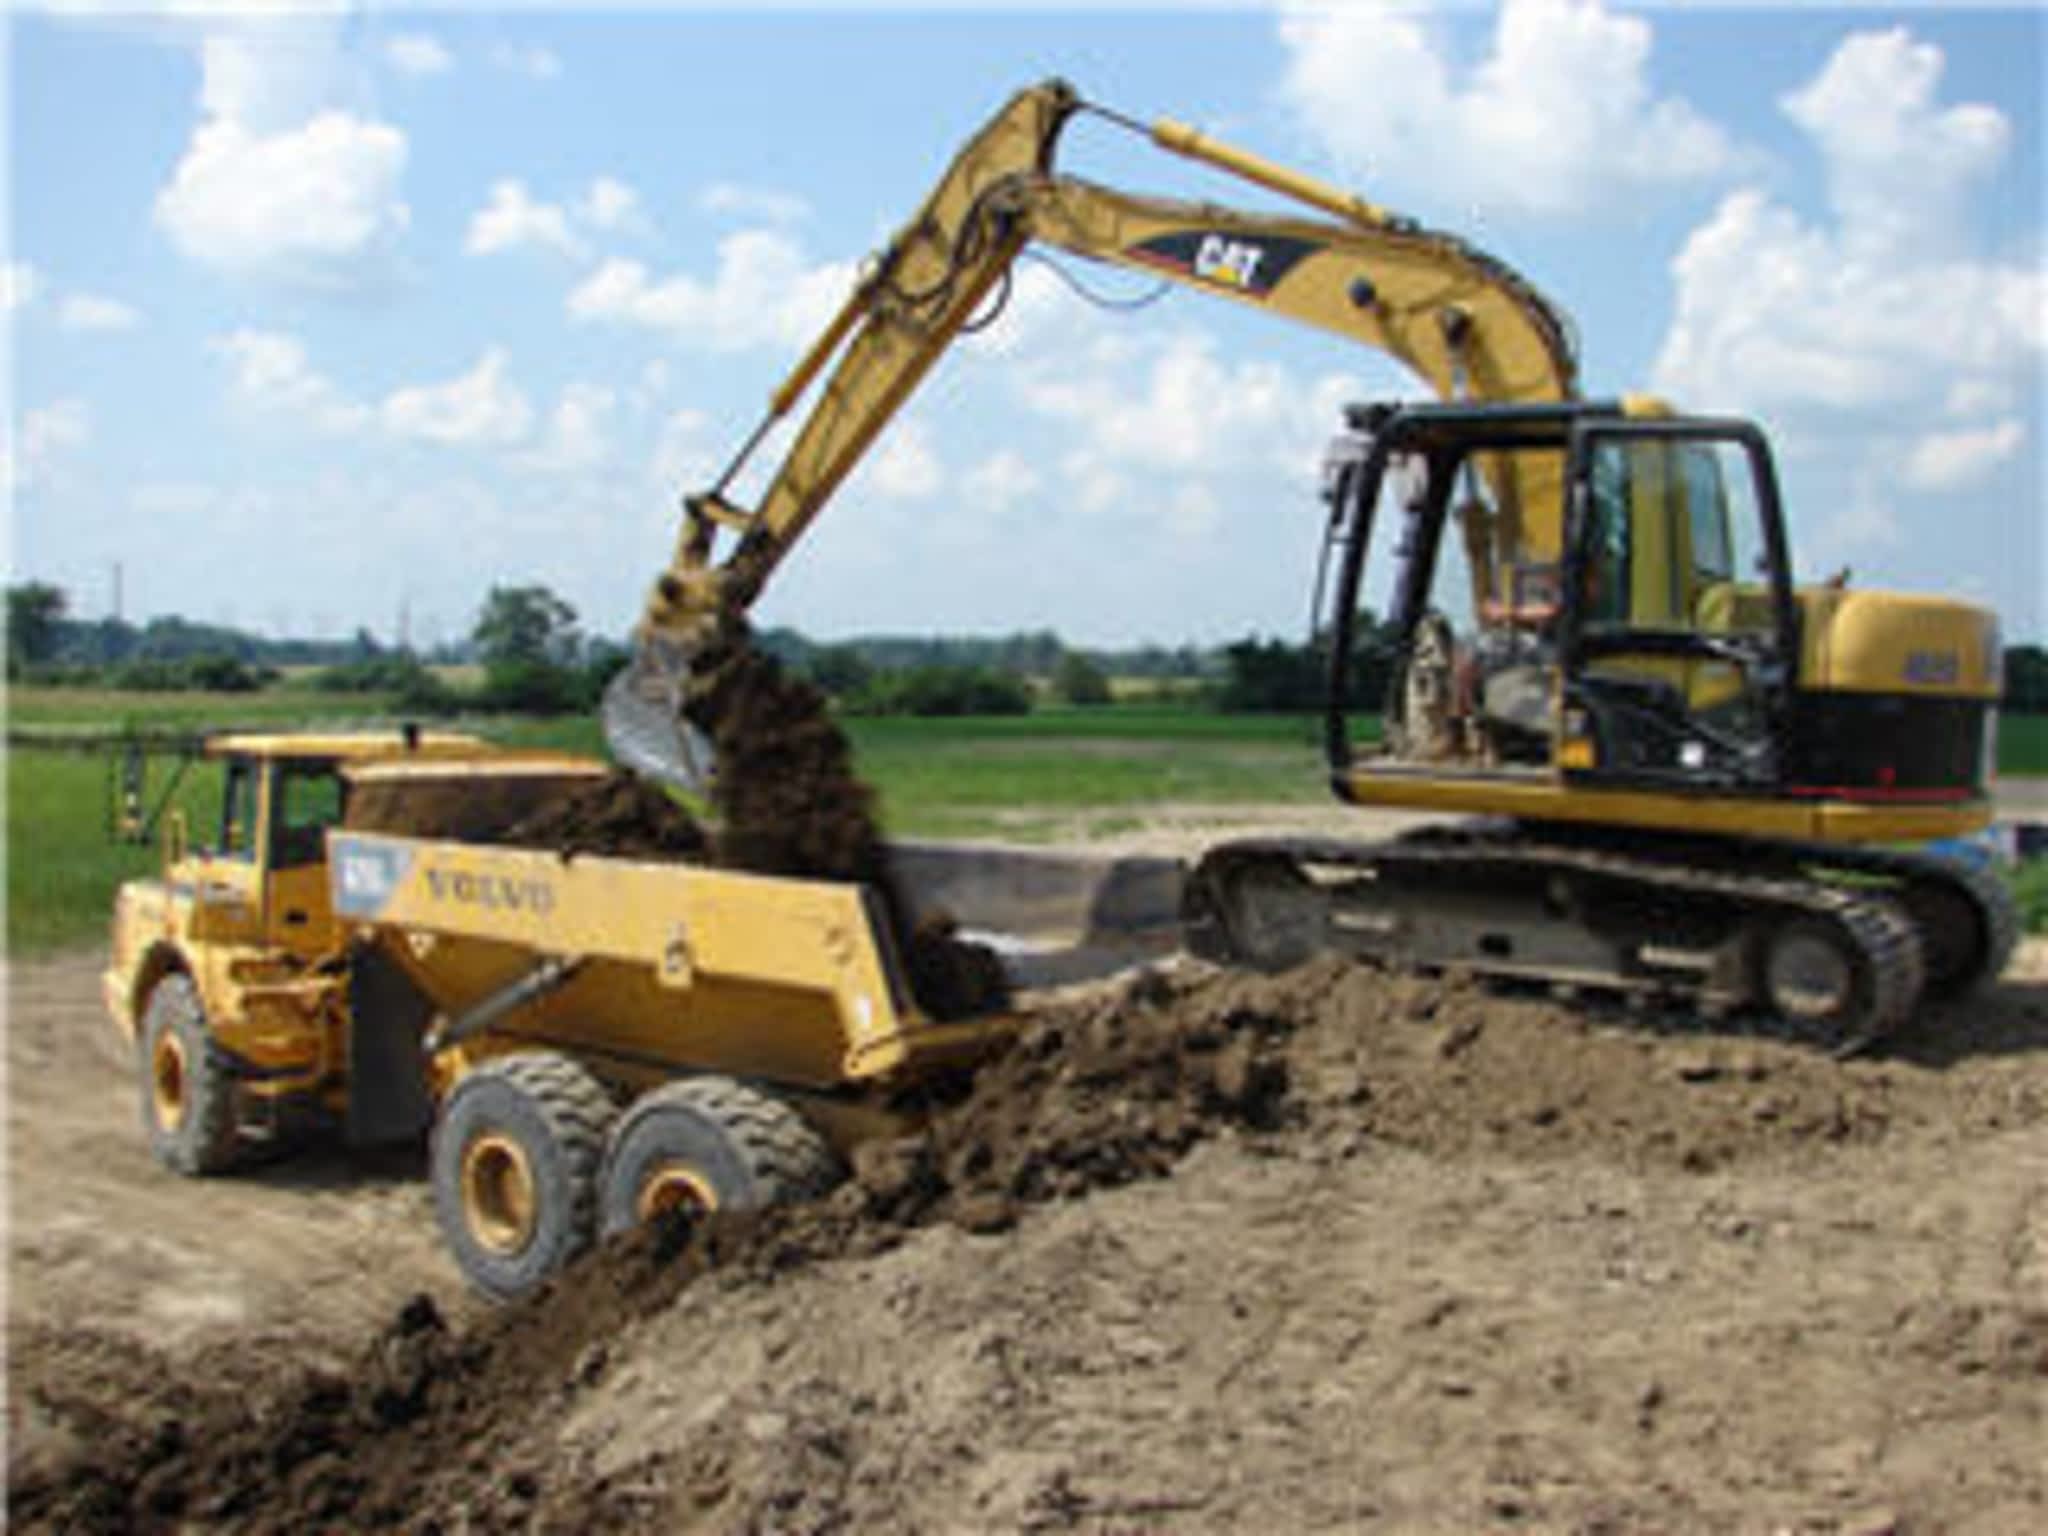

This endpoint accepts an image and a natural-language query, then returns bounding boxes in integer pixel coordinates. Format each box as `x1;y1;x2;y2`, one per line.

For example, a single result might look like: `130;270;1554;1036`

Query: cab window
271;761;345;867
1582;446;1634;628
1581;436;1775;637
217;759;260;860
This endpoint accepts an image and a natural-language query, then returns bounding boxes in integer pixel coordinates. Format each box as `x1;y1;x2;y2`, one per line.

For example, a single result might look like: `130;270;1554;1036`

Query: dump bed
327;829;1015;1091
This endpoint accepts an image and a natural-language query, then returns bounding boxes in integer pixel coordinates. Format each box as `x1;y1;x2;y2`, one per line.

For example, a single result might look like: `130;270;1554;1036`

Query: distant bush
1054;651;1112;706
478;658;584;717
14;662;105;687
106;652;272;693
846;665;1032;718
803;645;875;699
309;654;459;715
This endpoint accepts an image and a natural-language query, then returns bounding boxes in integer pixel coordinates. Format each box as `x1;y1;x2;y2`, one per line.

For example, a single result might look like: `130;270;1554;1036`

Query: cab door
1557;421;1797;789
264;757;346;961
183;754;268;948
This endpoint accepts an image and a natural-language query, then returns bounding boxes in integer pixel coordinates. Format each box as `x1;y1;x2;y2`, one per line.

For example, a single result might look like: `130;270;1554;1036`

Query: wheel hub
461;1133;538;1255
151;1032;188;1133
1766;928;1855;1021
635;1160;719;1226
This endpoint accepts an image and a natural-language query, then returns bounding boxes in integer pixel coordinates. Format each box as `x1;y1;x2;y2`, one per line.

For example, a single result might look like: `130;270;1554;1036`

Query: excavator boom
604;78;1577;790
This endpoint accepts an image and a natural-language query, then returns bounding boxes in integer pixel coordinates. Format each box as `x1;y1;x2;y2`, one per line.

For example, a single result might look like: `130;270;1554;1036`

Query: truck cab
104;730;487;1171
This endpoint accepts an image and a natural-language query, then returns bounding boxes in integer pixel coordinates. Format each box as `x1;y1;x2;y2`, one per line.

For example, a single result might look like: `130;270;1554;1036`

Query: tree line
12;579;2047;718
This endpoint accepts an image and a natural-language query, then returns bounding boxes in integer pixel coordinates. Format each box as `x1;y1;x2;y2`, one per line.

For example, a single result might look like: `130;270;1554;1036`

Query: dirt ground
7;915;2045;1532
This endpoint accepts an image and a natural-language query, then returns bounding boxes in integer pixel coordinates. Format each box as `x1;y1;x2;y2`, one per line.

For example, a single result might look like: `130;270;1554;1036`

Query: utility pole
110;560;123;623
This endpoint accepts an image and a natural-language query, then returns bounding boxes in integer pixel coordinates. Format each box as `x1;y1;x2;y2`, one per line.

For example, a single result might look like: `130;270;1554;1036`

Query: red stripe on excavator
1781;784;1977;804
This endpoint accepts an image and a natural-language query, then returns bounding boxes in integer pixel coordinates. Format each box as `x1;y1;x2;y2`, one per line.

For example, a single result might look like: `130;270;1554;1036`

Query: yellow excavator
605;79;2013;1052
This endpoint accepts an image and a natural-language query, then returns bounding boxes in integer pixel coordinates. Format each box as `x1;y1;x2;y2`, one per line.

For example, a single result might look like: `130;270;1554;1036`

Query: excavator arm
605;78;1579;789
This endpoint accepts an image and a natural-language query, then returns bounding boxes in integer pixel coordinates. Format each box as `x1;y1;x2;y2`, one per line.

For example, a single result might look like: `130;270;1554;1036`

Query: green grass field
5;688;1330;954
2004;712;2048;777
8;684;2045;956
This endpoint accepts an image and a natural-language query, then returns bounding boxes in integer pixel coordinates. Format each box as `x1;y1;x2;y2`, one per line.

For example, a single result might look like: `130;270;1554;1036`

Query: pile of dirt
683;621;886;885
343;770;611;845
497;771;712;862
19;955;2040;1532
683;619;1007;1020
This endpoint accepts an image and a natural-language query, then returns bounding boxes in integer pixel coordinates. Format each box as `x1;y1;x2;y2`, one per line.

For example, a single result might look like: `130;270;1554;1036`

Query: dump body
330;829;1015;1103
104;731;1164;1298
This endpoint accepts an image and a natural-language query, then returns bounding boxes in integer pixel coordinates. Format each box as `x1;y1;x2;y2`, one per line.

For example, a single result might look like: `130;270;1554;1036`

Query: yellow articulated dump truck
104;731;1034;1299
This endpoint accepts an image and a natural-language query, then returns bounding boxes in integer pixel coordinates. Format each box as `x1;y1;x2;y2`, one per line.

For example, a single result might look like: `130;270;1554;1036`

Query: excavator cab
1319;400;1798;798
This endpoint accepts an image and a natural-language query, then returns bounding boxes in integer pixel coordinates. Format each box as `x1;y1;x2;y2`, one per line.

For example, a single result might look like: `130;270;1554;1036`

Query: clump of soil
344;771;609;845
682;618;1007;1021
684;620;886;885
497;771;711;862
24;953;2026;1533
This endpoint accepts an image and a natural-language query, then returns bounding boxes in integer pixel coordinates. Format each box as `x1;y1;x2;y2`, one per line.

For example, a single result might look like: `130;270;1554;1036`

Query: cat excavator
605;79;2013;1053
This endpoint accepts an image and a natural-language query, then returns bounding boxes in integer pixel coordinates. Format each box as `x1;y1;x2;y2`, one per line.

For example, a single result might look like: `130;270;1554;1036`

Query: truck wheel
430;1053;614;1302
598;1077;836;1239
139;974;241;1175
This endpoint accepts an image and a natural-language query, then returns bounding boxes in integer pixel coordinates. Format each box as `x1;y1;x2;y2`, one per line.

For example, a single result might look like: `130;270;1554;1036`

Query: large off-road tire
138;974;241;1176
430;1052;615;1302
598;1077;836;1240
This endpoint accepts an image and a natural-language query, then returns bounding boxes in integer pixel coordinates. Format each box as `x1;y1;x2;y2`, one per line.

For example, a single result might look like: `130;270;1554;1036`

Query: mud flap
346;943;436;1146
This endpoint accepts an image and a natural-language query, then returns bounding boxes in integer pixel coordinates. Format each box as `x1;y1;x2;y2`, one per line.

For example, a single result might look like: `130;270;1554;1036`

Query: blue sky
7;3;2043;650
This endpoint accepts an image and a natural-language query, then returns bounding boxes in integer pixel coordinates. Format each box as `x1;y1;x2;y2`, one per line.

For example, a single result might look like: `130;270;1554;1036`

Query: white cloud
490;42;560;81
1277;0;1736;218
384;32;452;79
56;292;142;332
567;232;854;352
960;450;1041;517
1904;419;2024;493
1018;330;1354;481
698;182;809;226
1653;34;2041;421
466;179;584;259
210;327;369;434
8;400;92;493
1780;28;2007;262
861;420;944;501
579;176;646;235
519;382;616;473
194;28;342;132
155;35;409;290
649;407;717;491
3;261;38;312
381;348;533;447
1651;28;2041;578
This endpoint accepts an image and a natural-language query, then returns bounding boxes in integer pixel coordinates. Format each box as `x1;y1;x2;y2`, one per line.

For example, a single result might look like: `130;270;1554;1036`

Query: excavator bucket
601;640;717;795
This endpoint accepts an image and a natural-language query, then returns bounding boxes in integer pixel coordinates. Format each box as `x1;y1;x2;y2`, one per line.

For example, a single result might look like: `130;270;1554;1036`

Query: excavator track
1184;824;1952;1055
1805;843;2019;1001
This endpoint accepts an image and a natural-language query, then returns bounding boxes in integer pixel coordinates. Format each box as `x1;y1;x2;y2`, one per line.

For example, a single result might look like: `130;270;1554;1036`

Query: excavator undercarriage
1188;826;2016;1055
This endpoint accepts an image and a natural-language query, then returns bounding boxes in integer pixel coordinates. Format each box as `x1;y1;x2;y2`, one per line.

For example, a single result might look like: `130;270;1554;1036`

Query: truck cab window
272;762;344;868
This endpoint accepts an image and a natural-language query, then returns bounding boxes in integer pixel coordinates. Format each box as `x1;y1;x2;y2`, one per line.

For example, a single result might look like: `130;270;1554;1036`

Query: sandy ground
4;955;464;1367
972;778;2048;862
6;895;2046;1530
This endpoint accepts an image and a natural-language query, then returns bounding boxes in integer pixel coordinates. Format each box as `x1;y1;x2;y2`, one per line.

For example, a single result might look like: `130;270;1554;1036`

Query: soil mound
20;955;2038;1532
498;770;712;862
